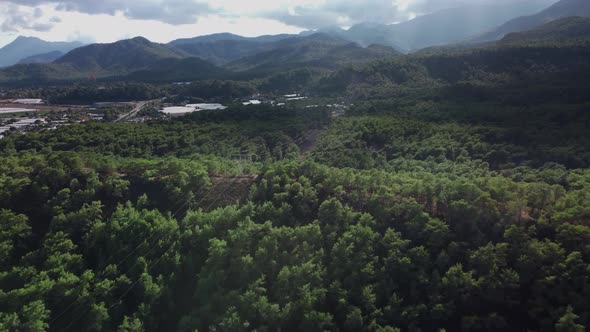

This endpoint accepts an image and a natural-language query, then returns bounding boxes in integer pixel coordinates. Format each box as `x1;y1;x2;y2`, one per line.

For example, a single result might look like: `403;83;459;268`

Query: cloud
0;4;58;32
33;7;42;18
30;22;54;31
263;0;558;29
66;30;96;44
265;0;407;29
0;0;559;44
323;0;405;23
3;0;460;30
3;0;215;25
269;7;345;30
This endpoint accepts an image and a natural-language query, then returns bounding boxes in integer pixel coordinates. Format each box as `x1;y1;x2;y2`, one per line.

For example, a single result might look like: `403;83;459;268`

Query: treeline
312;102;590;170
1;105;330;159
5;80;259;105
3;83;166;105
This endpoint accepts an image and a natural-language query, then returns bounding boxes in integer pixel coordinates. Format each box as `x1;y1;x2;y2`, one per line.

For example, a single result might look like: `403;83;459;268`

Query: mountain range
0;36;83;68
167;34;294;66
316;17;590;102
225;34;398;73
1;0;589;86
0;33;400;85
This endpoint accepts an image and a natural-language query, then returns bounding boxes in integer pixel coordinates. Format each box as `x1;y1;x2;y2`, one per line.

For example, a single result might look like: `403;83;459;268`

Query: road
115;100;153;122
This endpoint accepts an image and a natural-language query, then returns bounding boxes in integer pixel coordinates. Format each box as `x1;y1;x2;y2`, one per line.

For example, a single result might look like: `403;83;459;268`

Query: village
0;92;348;139
0;98;124;139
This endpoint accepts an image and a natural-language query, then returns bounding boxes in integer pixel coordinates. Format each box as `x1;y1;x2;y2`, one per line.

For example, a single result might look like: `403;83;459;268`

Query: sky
0;0;551;47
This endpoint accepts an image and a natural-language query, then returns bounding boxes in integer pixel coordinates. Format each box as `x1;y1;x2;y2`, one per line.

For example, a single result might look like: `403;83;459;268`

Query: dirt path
199;174;259;210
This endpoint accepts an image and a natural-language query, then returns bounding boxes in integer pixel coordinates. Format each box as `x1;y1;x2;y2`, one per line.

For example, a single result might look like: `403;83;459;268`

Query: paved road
115;100;152;122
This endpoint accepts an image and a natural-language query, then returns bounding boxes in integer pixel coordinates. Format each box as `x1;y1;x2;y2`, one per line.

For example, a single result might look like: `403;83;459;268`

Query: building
13;99;44;105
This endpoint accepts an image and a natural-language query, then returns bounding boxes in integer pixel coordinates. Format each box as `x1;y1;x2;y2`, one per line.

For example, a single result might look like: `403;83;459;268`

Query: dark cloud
30;22;54;31
0;4;57;32
322;0;404;23
4;0;215;25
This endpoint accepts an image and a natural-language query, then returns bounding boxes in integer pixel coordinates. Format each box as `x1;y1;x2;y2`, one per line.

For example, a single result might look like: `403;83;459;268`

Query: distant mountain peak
205;32;244;39
0;36;84;68
14;36;40;42
129;36;152;43
168;33;249;46
54;37;187;72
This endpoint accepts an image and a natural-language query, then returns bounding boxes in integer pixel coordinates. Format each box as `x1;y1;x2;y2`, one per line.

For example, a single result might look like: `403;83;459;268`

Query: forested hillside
167;33;297;65
500;16;590;45
17;51;65;65
318;42;590;104
226;34;398;73
0;34;399;86
54;37;187;73
473;0;590;42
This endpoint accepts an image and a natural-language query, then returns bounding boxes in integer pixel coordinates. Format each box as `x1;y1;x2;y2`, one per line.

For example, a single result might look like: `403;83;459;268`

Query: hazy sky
0;0;553;47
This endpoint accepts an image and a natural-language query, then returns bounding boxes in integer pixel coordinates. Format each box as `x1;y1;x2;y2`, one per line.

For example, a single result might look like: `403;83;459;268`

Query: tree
118;316;145;332
20;300;49;332
0;209;31;270
555;307;585;332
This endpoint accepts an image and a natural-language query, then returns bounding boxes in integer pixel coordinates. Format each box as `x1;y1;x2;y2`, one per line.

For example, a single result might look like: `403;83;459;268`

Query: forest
1;38;590;331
